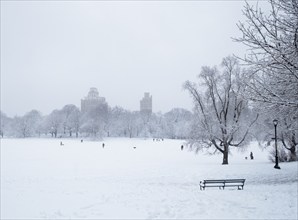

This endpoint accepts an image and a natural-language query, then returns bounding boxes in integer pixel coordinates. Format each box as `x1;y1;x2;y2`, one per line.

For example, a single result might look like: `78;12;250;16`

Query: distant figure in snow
133;146;136;149
102;143;105;148
250;152;254;160
60;141;64;146
245;157;248;160
81;139;83;143
181;145;184;151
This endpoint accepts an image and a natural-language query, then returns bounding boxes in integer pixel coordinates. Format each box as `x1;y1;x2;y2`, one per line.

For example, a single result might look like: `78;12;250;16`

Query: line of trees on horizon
0;105;194;141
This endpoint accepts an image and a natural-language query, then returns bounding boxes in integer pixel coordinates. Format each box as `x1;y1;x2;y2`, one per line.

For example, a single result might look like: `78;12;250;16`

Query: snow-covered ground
1;138;297;219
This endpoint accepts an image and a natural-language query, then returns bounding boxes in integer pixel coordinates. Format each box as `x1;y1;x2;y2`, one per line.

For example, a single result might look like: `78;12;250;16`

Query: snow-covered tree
102;106;112;137
109;106;126;137
68;107;81;138
163;108;193;139
45;110;63;138
26;110;43;137
0;111;13;138
0;112;7;137
235;0;298;124
254;113;297;162
184;56;258;165
138;111;151;138
13;110;42;138
60;104;81;137
13;116;29;138
151;112;166;138
81;103;109;138
123;110;137;138
106;107;140;138
235;0;298;161
279;121;297;161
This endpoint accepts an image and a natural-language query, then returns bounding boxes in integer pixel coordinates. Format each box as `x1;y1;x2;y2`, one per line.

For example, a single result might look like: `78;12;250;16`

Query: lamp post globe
273;119;280;169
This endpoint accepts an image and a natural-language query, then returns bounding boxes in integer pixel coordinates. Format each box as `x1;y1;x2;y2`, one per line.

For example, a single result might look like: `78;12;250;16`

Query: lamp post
273;119;280;169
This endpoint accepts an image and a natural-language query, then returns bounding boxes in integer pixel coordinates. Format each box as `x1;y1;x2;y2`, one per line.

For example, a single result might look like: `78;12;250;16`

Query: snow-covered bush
268;147;290;163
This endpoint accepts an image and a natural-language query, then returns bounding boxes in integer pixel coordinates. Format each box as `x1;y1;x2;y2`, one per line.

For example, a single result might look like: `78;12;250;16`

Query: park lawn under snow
1;138;297;219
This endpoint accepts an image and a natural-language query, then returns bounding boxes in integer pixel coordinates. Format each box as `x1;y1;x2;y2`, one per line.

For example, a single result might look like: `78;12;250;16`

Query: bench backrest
224;179;245;183
203;179;245;183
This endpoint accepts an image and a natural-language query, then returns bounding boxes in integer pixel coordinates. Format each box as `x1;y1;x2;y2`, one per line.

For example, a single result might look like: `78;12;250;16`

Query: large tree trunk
222;144;229;165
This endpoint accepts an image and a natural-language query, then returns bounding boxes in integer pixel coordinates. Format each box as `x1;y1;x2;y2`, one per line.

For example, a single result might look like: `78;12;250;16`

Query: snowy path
1;138;297;219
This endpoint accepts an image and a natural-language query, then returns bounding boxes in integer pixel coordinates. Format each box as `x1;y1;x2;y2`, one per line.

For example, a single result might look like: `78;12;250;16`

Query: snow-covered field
1;138;297;219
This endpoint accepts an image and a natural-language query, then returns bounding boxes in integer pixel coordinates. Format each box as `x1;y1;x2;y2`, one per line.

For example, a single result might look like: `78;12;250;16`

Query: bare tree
184;56;258;165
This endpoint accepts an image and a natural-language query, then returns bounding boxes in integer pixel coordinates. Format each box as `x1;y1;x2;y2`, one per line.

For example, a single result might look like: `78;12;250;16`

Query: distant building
140;92;152;114
81;88;106;113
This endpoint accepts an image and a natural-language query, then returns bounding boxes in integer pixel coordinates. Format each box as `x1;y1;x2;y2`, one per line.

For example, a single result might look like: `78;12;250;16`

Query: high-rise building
81;88;106;113
140;92;152;114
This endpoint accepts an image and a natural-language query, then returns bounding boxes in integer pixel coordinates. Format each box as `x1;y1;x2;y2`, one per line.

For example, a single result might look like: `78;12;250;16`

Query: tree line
0;106;193;141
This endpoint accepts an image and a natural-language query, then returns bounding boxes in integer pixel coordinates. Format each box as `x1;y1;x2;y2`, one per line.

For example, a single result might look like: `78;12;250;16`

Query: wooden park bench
200;179;245;190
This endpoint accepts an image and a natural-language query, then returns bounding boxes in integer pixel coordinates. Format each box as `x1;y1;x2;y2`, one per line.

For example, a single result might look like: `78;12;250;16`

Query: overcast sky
1;0;268;117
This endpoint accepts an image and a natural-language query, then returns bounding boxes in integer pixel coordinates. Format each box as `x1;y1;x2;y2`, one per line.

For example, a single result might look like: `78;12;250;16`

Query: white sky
0;0;268;117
